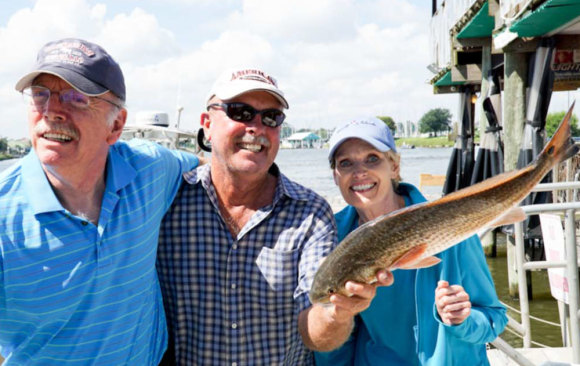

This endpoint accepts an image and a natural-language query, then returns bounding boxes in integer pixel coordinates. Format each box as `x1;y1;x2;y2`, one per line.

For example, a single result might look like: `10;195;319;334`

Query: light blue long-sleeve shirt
315;183;507;366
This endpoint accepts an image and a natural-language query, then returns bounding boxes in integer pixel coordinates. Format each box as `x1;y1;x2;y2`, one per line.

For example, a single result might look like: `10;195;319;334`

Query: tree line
377;108;579;138
0;138;7;154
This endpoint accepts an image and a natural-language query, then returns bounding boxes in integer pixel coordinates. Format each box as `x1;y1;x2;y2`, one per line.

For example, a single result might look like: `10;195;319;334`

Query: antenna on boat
176;106;184;129
175;77;183;129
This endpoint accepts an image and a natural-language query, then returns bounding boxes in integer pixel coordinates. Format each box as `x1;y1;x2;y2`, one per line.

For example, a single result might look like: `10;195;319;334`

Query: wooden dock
488;346;577;365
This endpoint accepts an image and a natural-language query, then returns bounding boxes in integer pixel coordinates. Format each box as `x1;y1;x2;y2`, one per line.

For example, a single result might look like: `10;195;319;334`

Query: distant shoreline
395;136;454;148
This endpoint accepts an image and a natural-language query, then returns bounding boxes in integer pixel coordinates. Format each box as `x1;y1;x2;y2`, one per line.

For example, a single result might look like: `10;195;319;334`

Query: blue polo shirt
0;139;198;365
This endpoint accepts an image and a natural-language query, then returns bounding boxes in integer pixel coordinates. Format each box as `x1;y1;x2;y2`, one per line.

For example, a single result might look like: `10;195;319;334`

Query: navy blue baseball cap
15;38;126;101
328;116;397;162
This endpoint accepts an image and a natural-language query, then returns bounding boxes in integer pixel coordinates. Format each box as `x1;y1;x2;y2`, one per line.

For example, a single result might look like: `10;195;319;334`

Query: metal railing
491;181;580;365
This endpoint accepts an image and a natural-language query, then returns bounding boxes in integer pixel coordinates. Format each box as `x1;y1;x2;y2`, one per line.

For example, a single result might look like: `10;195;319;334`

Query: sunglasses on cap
207;102;286;128
22;85;122;110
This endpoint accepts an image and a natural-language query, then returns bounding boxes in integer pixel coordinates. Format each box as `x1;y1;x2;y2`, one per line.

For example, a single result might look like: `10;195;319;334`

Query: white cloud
96;7;180;65
3;0;515;140
228;0;357;42
122;30;276;131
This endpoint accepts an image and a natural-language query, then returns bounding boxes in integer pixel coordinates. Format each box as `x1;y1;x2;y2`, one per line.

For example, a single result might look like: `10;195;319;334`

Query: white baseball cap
206;67;289;108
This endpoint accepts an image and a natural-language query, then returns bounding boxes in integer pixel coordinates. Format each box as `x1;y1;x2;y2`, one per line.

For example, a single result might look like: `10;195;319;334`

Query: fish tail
540;101;579;165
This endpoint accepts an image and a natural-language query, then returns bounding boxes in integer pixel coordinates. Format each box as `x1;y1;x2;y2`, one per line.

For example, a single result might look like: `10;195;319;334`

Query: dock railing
493;181;580;365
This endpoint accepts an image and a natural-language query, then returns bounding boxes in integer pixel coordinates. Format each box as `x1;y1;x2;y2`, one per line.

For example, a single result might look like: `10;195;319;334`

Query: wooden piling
478;44;498;257
503;50;528;297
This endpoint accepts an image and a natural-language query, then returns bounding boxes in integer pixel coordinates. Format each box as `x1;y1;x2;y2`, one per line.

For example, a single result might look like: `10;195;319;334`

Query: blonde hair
386;150;403;191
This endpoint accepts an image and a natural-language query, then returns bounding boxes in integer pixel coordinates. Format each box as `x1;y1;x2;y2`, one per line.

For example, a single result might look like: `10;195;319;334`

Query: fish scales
310;103;579;304
325;168;541;280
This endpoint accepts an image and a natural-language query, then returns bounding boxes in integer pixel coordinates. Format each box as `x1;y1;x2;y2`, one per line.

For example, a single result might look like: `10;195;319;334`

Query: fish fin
390;245;427;269
540;101;579;165
398;256;441;269
477;207;526;238
389;244;441;270
489;207;526;227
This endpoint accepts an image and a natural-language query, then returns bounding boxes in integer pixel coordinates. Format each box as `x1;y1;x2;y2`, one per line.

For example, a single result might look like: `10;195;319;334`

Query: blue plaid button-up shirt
157;163;337;366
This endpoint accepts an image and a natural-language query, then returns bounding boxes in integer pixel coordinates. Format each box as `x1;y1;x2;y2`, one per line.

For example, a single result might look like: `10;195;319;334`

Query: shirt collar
22;150;63;214
21;145;136;215
105;144;136;192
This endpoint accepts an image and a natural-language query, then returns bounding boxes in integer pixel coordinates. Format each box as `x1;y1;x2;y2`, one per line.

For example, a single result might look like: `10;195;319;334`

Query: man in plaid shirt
156;67;390;365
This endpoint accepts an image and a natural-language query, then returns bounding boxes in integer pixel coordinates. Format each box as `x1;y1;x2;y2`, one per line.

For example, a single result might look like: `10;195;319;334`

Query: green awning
457;1;495;39
510;0;580;37
433;70;465;86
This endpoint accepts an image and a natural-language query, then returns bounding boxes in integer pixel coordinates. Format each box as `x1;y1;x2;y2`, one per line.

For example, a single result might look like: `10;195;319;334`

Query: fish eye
327;288;335;294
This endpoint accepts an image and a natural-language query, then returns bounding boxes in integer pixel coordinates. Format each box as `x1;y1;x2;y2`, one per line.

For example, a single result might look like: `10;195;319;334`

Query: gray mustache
33;122;79;140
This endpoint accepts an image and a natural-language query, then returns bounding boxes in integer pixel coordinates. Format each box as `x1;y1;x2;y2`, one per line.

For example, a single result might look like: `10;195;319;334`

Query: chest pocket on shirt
256;247;299;311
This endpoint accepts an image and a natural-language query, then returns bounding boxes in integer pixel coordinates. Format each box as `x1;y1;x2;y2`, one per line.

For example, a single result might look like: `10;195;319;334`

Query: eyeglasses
22;85;123;110
207;102;286;128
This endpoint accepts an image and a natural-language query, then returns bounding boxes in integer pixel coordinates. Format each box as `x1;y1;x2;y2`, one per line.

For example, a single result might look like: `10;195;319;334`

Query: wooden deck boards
488;346;577;365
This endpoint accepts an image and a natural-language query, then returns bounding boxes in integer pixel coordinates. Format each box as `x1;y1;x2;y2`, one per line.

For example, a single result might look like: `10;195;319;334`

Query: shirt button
231;322;238;329
231;283;237;289
232;244;238;250
232;363;238;366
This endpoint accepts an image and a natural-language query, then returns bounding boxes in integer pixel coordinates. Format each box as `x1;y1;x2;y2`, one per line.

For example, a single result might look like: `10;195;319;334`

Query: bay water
275;147;452;211
0;159;18;172
0;148;562;349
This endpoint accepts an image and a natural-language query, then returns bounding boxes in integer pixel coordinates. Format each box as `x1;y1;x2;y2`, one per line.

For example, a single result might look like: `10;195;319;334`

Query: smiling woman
314;117;507;366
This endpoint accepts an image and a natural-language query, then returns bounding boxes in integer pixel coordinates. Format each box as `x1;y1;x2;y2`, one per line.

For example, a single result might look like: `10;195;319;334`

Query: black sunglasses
207;102;286;128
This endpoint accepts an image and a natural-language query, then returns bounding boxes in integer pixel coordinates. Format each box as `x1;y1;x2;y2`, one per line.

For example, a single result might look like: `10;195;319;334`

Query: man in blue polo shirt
0;38;199;365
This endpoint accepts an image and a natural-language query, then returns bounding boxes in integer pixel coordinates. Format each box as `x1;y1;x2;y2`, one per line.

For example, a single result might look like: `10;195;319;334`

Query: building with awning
429;0;580;197
430;0;580;95
284;132;322;148
429;1;580;363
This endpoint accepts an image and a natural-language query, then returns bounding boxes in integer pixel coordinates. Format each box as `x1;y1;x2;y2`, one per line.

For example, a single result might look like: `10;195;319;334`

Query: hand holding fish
299;270;393;352
329;269;394;316
435;280;471;325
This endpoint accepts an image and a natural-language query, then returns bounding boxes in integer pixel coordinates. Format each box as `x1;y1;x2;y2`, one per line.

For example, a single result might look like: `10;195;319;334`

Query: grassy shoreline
0;154;14;161
395;136;454;148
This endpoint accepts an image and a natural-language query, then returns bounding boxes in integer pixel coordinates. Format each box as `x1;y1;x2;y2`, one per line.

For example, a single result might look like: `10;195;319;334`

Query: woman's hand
435;280;471;325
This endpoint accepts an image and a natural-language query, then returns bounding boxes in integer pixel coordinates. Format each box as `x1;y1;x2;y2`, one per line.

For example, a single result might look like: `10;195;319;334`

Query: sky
0;0;577;139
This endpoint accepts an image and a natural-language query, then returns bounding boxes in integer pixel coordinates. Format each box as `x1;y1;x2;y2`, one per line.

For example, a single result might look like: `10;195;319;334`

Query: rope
501;322;556;349
501;301;562;327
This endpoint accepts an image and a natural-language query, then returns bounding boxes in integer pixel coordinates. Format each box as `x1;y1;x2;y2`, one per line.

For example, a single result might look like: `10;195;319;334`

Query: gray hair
104;93;125;127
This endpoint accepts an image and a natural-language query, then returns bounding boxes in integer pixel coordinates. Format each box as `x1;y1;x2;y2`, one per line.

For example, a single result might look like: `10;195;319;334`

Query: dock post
515;221;532;347
565;209;580;362
479;44;497;257
503;51;528;297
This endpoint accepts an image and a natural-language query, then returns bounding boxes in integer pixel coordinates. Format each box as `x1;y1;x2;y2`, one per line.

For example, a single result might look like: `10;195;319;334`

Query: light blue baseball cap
328;116;397;162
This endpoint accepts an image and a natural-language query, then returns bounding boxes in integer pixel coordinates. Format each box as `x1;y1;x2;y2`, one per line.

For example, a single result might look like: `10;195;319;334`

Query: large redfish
310;103;578;304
